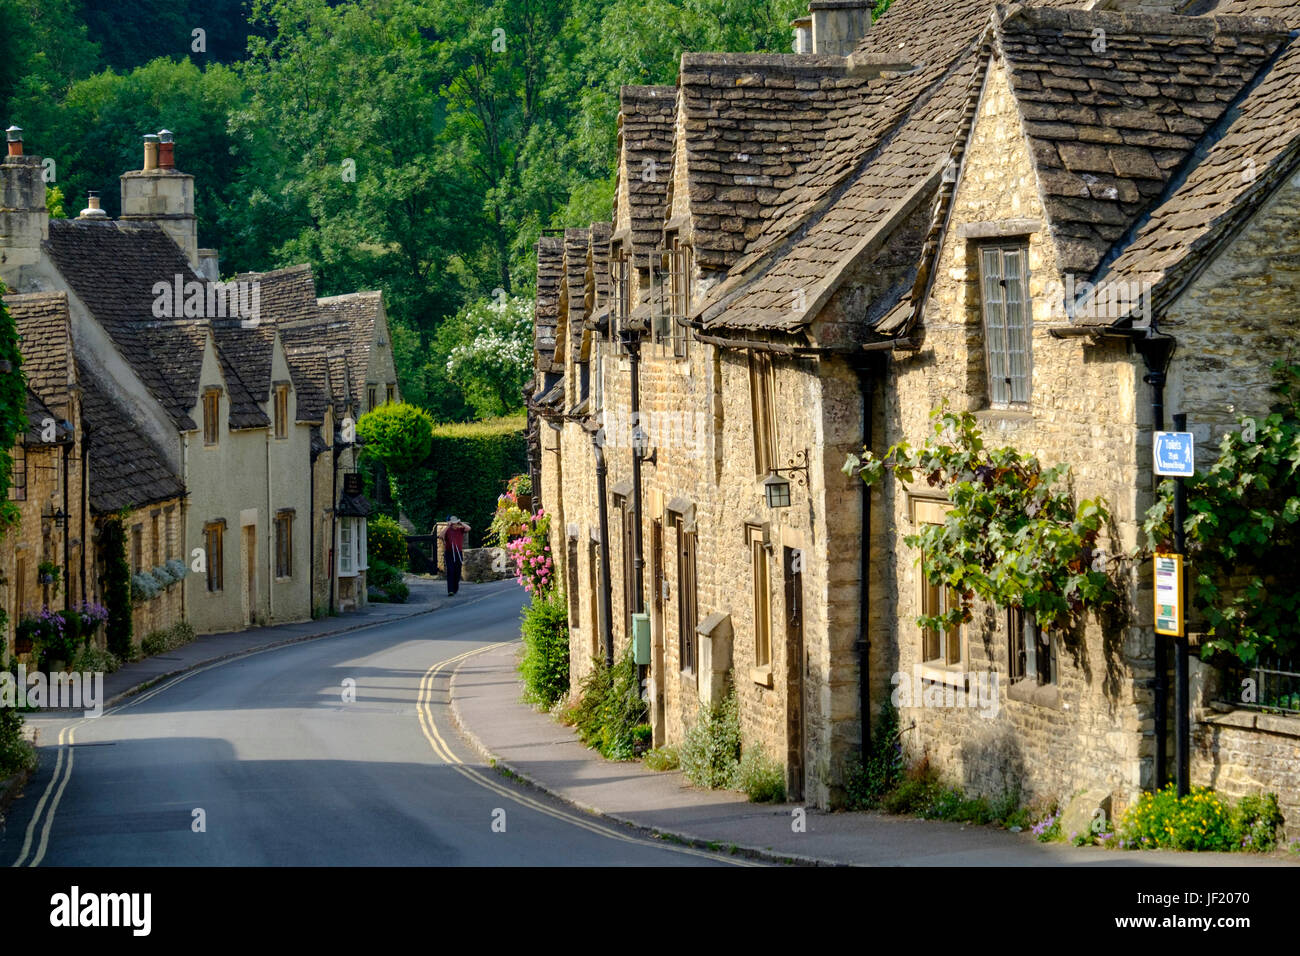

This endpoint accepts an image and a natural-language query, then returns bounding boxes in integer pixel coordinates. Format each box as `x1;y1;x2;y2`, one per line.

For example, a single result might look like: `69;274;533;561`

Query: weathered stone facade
534;0;1300;827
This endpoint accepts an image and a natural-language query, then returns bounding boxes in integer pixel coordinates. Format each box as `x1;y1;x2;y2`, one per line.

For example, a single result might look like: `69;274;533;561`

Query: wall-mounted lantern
763;449;809;509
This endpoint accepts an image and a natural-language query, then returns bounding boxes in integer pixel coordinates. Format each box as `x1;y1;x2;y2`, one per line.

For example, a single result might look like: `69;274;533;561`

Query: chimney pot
143;133;160;172
6;125;21;157
157;129;175;170
78;190;109;220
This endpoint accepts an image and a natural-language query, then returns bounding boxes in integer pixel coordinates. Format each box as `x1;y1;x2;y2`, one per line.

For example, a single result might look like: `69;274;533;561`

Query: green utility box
631;613;651;665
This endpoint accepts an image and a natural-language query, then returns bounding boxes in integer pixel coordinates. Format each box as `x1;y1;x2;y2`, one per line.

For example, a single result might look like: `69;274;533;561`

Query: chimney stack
121;129;198;268
808;1;873;56
158;129;175;170
791;15;813;54
0;127;49;284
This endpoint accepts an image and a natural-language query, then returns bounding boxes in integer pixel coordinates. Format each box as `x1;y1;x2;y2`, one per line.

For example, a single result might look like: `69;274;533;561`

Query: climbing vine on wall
1142;361;1300;665
99;511;133;658
0;285;27;545
844;404;1119;632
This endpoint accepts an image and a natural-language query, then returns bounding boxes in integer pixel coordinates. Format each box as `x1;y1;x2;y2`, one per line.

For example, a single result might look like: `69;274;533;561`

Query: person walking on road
442;516;470;595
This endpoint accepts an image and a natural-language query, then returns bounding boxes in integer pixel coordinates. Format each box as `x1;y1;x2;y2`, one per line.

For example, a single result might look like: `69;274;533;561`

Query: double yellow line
415;642;754;865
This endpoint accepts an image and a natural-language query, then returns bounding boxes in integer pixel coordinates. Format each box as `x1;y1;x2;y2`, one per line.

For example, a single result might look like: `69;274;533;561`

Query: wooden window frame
386;383;395;404
913;499;964;668
674;514;698;674
274;383;290;439
748;525;771;671
367;384;377;412
151;511;162;566
131;524;143;574
610;243;629;353
977;242;1032;407
1008;606;1055;686
749;352;778;476
275;511;293;579
202;388;221;446
204;521;225;593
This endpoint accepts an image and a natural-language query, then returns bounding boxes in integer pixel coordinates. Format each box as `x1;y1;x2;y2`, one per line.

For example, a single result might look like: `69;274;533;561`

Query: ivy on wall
845;405;1119;632
98;512;133;658
1142;362;1300;665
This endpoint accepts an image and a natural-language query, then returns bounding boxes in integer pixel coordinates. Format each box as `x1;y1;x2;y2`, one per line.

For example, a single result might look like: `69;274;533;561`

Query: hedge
395;414;527;542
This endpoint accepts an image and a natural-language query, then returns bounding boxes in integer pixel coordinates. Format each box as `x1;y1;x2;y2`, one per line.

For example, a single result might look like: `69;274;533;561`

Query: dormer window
610;242;630;354
977;243;1031;406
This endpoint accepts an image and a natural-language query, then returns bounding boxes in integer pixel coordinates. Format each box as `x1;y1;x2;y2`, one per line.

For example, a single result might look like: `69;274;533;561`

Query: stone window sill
1007;678;1061;710
750;666;773;688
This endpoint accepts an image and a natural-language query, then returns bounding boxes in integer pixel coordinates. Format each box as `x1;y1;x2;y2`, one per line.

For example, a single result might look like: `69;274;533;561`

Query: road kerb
445;643;841;868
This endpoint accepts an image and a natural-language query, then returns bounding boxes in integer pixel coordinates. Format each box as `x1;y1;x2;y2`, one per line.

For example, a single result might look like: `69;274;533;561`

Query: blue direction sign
1154;431;1194;477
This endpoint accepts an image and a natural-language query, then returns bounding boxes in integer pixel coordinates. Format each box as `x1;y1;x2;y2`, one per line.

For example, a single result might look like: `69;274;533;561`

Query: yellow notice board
1154;554;1184;637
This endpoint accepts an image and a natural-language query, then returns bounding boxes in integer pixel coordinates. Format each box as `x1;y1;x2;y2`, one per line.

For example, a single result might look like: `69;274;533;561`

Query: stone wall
883;57;1150;813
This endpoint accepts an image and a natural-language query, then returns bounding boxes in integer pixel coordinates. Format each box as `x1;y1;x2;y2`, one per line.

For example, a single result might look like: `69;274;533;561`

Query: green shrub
1234;792;1284;852
881;760;945;816
571;651;646;760
1118;785;1237;851
357;402;435;473
367;514;409;569
69;644;121;674
737;745;786;803
643;746;679;772
395;415;527;539
519;592;570;709
680;687;742;790
843;700;905;810
0;706;34;777
138;620;196;659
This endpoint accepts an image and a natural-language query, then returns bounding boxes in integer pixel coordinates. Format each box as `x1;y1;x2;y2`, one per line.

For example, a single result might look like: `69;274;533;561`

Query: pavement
97;574;503;709
449;640;1300;867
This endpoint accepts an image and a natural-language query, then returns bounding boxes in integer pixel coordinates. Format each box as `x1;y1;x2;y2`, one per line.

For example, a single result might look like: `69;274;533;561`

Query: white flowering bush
165;558;188;581
131;571;161;604
442;294;535;419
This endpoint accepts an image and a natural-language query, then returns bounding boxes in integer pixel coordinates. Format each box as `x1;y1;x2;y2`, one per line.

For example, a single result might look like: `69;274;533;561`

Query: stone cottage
1;128;388;637
533;0;1300;824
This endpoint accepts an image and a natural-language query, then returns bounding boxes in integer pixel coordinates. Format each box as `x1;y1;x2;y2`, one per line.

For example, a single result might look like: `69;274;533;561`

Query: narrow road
2;588;745;866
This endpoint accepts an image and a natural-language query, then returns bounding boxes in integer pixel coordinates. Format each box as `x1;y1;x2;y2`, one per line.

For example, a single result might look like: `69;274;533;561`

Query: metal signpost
1154;418;1192;796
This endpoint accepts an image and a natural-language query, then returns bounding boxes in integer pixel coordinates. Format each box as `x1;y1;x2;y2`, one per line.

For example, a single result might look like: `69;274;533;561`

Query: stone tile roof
318;290;383;394
77;360;185;513
675;53;884;272
589;221;612;308
563;227;591;356
7;292;74;412
699;41;988;334
996;5;1288;277
281;344;331;424
43;219;207;431
1079;34;1300;325
618;86;677;257
534;236;564;373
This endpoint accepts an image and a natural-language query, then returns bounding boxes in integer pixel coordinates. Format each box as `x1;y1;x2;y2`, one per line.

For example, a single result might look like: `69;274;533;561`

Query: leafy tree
366;513;409;569
440;294;535;420
356;401;435;474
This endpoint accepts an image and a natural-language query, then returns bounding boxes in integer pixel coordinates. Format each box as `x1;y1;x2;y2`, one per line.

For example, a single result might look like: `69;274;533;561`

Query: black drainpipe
591;429;615;666
853;355;879;754
1133;326;1176;788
